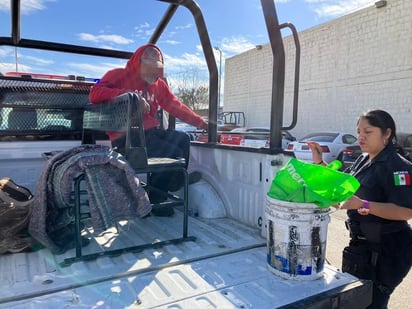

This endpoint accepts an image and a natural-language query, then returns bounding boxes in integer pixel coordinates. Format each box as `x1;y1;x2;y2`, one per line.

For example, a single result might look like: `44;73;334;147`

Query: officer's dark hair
360;109;410;160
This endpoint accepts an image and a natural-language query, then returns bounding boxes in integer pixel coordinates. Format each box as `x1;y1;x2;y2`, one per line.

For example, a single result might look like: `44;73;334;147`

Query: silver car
228;126;295;149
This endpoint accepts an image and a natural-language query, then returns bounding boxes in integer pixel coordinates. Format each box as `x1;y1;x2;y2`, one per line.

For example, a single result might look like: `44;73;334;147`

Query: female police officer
308;109;412;308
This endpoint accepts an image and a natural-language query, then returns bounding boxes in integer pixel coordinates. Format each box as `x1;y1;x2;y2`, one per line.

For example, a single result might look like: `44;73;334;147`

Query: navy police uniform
344;144;412;308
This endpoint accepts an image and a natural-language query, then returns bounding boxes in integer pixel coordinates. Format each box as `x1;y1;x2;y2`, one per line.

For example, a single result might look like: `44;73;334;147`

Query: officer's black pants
342;228;412;309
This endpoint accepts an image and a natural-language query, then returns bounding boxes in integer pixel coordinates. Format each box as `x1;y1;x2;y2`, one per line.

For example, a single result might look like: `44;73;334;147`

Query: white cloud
220;36;256;55
68;62;125;78
307;0;375;18
19;54;54;66
164;40;181;45
0;47;13;58
0;0;55;14
0;0;9;11
163;36;255;81
133;22;156;40
78;33;134;45
165;52;206;70
175;24;193;30
0;62;31;73
137;22;151;29
0;48;50;73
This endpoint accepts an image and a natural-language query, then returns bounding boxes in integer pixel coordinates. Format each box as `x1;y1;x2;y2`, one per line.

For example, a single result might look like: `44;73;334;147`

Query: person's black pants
111;128;190;192
342;228;412;309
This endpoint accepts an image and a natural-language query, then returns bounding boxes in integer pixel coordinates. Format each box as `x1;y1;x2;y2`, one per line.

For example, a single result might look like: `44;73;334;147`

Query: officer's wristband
361;200;370;209
359;199;371;215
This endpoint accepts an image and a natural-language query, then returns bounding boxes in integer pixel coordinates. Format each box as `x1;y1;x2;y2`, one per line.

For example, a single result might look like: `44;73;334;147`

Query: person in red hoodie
89;44;207;204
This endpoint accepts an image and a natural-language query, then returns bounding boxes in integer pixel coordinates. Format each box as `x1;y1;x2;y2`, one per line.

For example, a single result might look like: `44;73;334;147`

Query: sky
0;0;377;87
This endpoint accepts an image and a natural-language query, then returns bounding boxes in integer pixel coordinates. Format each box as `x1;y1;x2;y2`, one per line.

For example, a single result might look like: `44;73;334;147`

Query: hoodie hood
126;43;164;78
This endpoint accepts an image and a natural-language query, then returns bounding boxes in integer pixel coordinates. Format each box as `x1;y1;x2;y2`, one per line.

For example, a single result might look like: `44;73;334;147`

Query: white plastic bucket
265;196;330;280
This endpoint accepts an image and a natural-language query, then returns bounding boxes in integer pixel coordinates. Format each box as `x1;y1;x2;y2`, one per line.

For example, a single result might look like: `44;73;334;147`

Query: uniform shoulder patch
393;171;411;186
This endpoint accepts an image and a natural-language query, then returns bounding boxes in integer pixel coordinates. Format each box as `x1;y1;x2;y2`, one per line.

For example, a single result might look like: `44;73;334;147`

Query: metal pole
214;47;222;106
15;47;18;71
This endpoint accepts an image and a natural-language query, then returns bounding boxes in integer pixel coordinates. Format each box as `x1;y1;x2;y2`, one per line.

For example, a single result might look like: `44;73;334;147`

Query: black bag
0;178;35;254
0;177;33;205
342;245;377;280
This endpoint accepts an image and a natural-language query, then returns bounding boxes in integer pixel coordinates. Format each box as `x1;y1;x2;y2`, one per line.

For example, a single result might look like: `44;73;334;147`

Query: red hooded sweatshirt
89;43;207;141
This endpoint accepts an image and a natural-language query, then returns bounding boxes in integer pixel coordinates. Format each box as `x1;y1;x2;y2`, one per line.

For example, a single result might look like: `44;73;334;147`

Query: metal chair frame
61;92;194;267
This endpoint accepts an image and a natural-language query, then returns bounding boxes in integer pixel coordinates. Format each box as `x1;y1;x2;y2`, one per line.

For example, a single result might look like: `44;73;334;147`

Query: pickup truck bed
0;206;370;308
0;74;371;307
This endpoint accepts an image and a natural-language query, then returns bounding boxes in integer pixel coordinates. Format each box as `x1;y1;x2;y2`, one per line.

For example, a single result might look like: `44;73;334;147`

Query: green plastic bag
267;158;360;208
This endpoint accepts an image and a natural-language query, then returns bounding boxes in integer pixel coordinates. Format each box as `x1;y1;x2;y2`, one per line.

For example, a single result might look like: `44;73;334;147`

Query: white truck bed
0;208;370;308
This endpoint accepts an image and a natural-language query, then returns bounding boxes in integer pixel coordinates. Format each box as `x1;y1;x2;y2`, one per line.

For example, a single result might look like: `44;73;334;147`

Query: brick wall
223;0;412;139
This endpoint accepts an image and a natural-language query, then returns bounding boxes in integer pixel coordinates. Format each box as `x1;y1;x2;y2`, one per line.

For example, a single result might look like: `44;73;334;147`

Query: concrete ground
326;210;412;309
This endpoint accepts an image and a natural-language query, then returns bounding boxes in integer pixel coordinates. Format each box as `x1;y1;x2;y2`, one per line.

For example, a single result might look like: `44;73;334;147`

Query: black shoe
188;171;202;185
148;193;168;204
151;204;174;217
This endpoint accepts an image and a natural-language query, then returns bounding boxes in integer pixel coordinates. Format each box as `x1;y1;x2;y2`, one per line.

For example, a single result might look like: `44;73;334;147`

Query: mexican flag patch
393;171;411;186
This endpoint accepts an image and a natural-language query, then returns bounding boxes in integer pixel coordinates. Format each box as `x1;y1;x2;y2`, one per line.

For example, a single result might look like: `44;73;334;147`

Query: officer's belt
345;220;410;243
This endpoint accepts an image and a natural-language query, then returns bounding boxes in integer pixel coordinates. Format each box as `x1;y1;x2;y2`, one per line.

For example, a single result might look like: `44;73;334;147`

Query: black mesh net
0;76;94;141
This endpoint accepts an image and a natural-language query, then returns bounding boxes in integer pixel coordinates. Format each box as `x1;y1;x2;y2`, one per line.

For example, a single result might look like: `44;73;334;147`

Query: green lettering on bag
285;163;306;184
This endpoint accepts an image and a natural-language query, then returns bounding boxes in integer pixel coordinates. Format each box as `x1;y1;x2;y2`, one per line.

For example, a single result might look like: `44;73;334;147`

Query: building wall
223;0;412;139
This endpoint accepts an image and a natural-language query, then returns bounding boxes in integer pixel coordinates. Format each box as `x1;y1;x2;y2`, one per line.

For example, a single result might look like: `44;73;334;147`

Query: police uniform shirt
346;144;412;224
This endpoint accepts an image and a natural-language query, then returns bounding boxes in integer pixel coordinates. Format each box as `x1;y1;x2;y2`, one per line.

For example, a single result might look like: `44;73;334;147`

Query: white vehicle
234;127;296;149
287;131;357;163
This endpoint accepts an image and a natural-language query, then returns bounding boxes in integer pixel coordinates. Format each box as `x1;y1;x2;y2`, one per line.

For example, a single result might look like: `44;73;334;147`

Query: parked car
286;131;357;163
342;132;412;169
341;143;362;169
196;112;244;143
220;126;296;149
218;111;246;131
175;119;201;141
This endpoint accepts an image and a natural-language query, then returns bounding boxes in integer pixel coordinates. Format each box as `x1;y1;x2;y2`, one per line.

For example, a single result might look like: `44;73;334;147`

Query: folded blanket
29;144;151;254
